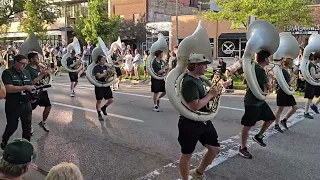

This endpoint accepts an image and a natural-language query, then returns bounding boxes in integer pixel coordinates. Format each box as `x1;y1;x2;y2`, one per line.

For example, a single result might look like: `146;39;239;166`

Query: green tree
82;0;121;45
71;10;87;44
19;0;59;38
0;0;26;26
202;0;313;30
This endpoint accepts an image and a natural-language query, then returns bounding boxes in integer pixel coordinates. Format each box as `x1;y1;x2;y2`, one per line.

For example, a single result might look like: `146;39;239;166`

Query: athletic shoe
101;106;108;115
98;114;104;121
310;104;319;114
189;168;204;180
304;113;314;119
39;121;50;132
252;134;266;147
70;92;75;97
280;120;288;129
274;124;283;133
238;146;252;159
0;142;6;150
153;106;159;112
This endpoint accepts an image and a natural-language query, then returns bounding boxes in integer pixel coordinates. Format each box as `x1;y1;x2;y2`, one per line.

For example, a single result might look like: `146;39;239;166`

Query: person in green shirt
66;50;79;97
239;50;275;159
25;52;51;132
303;53;320;119
274;58;297;133
1;55;35;150
151;50;168;112
178;53;222;180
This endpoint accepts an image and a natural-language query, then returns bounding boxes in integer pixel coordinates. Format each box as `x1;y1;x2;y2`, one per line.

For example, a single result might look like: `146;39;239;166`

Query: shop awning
219;33;246;39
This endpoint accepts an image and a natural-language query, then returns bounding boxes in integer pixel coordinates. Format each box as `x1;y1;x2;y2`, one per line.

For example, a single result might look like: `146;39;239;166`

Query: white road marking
52;83;245;112
52;102;144;122
138;109;310;179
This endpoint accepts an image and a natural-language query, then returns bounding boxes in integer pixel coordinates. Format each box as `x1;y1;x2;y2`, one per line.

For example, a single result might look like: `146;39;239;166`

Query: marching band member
178;53;222;180
274;58;297;133
303;53;320;119
239;50;276;159
151;50;167;112
67;49;80;97
111;48;123;90
93;55;114;121
54;51;62;76
25;52;51;132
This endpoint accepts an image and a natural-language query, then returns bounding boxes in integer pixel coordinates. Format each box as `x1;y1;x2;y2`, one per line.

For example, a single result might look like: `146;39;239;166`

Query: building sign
148;12;171;22
221;41;235;55
285;25;320;35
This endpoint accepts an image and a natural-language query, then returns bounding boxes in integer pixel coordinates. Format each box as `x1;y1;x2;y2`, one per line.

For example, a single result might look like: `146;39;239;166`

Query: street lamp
175;0;178;45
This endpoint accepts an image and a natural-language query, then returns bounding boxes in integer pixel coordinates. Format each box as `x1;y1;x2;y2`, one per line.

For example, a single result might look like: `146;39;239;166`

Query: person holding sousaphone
146;33;168;112
272;32;300;133
239;21;279;159
66;49;81;97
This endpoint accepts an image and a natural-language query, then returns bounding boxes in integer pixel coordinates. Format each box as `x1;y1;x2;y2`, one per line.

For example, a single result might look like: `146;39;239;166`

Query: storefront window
218;38;240;58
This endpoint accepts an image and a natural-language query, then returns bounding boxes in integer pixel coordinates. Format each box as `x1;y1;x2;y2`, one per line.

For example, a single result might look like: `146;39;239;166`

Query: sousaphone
86;37;117;87
61;37;82;72
166;21;219;122
273;32;300;95
300;33;320;86
243;20;280;100
146;33;169;80
20;33;52;85
107;37;123;68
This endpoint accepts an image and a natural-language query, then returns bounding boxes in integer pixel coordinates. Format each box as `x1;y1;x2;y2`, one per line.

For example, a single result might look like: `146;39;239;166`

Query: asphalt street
0;74;319;180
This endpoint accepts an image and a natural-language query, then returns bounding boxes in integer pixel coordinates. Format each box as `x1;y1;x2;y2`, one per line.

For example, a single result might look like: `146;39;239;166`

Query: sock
282;118;287;122
97;111;101;116
101;105;107;110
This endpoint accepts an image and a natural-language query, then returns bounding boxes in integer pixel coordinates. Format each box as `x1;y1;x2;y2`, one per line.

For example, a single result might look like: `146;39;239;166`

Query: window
120;15;125;19
133;14;140;24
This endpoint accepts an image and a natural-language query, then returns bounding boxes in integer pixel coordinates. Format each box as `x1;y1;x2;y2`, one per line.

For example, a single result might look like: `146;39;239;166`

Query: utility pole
176;0;179;45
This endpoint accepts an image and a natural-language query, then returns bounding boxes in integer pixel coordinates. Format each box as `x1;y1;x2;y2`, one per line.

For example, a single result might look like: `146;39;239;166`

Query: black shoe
304;113;314;119
98;114;104;121
101;105;107;115
280;120;288;130
238;146;253;159
39;121;50;132
252;134;266;147
310;104;319;114
1;142;6;150
274;124;283;133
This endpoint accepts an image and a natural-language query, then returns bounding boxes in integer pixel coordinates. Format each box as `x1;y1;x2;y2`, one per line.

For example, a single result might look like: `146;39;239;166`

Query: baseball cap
2;138;35;165
189;53;211;64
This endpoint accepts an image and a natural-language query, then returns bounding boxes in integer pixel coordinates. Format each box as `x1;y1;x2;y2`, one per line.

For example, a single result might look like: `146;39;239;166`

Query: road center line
52;83;245;112
52;102;144;123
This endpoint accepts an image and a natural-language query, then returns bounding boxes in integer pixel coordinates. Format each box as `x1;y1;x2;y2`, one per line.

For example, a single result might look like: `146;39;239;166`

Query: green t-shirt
152;59;165;75
276;69;290;93
25;64;41;85
244;64;268;106
66;56;77;69
1;67;33;102
181;74;208;112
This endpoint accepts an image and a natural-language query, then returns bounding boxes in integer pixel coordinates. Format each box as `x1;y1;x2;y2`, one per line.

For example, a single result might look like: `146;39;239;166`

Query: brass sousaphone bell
107;37;123;68
300;33;320;86
273;32;300;95
61;37;82;72
86;37;117;87
20;33;52;85
166;21;219;122
242;20;280;100
146;33;169;80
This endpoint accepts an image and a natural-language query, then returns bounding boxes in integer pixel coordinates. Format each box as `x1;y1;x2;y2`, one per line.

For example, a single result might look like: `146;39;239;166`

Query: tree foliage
19;0;59;38
71;10;87;44
202;0;314;30
119;14;153;46
0;0;26;26
82;0;121;45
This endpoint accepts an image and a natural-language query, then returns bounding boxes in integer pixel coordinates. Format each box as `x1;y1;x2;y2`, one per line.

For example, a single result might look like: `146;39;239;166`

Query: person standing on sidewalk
133;49;142;81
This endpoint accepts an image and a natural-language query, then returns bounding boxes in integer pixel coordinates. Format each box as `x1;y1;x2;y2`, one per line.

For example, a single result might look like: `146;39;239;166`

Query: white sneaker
70;93;75;97
153;106;159;112
189;168;205;180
